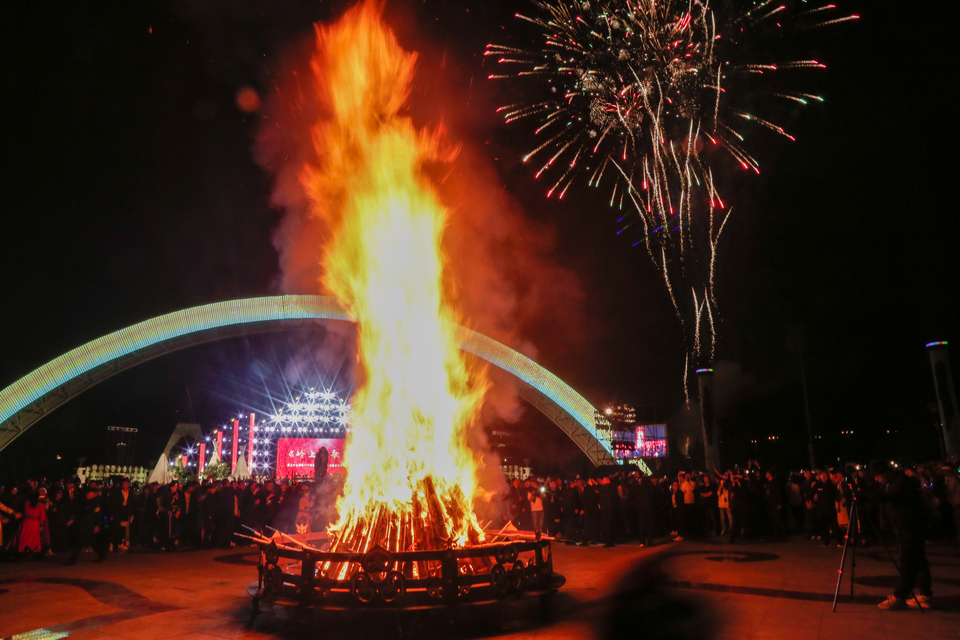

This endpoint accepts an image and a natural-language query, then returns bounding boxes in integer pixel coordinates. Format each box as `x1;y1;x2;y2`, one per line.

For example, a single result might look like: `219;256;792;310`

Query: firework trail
488;0;857;394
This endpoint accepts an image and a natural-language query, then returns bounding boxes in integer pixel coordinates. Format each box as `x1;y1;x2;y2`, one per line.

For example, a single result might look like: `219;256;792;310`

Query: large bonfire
301;2;489;579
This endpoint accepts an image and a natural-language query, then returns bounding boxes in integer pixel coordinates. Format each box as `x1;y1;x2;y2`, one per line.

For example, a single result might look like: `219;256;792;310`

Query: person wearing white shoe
907;594;935;610
869;461;932;610
877;595;907;610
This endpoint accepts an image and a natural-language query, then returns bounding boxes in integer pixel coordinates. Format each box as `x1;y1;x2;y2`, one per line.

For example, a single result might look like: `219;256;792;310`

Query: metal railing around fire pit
247;531;564;612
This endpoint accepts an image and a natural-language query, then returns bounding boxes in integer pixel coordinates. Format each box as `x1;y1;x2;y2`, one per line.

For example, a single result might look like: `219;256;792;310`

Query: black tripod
831;494;924;612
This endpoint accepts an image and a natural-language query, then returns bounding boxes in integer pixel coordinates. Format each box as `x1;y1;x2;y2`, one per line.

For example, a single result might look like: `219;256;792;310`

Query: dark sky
1;0;956;478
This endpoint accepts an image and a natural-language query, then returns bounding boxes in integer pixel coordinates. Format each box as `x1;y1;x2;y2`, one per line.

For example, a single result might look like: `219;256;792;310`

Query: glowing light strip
926;341;948;348
458;328;615;458
0;295;614;460
0;296;351;428
9;629;70;640
696;368;714;374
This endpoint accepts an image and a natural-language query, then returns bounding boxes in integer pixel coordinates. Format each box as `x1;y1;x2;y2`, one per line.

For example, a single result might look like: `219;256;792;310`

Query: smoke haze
254;8;591;427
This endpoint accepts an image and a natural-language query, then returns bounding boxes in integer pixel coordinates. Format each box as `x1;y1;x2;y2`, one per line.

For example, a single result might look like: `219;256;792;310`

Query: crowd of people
502;460;960;549
501;458;960;610
2;457;957;610
0;476;337;563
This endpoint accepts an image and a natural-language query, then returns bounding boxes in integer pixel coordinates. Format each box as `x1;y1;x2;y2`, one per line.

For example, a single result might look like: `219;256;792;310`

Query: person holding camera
812;471;842;547
870;461;934;610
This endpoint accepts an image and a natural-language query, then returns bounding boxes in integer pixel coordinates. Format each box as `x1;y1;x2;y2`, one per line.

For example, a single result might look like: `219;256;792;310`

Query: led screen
614;424;667;459
276;438;345;479
636;424;667;458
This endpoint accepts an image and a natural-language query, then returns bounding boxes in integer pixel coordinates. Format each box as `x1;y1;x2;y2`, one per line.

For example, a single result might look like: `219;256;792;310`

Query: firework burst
488;0;857;391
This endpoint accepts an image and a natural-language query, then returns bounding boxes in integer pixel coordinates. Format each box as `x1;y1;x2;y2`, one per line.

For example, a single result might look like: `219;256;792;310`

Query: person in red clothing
16;491;47;555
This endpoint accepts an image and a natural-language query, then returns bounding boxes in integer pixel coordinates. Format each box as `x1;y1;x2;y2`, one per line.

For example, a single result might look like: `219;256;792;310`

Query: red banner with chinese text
275;438;345;479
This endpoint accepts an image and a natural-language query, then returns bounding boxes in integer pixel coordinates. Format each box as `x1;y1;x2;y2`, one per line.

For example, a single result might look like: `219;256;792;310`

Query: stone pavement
1;537;958;640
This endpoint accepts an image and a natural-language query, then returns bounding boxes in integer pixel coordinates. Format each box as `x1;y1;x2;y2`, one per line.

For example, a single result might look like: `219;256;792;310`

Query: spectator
802;470;816;538
561;478;581;543
787;473;804;533
869;461;934;610
530;484;545;533
505;478;523;528
812;471;841;547
582;479;601;546
48;487;67;553
295;484;315;534
678;472;697;540
728;472;749;542
0;494;21;552
599;477;618;547
110;479;134;551
181;482;200;547
157;482;183;551
765;470;786;539
669;481;682;540
699;475;719;536
136;483;159;547
547;480;563;537
201;483;220;546
718;479;732;536
636;475;657;547
217;480;238;547
66;487;107;565
945;466;960;540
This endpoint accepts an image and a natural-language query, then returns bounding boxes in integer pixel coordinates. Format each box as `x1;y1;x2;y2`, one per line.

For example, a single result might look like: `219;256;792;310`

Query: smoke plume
253;9;590;427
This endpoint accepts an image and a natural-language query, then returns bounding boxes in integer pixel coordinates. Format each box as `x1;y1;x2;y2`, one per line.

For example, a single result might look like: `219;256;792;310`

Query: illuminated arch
0;295;624;467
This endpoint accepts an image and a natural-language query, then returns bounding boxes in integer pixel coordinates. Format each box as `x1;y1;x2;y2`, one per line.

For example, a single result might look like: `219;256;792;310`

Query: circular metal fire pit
247;533;565;613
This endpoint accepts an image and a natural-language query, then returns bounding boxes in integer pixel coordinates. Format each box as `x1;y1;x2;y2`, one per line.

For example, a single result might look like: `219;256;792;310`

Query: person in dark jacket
217;481;238;547
561;480;581;543
581;479;601;546
157;483;183;551
853;469;880;546
179;482;200;547
811;472;840;546
546;481;563;537
136;483;159;547
636;475;657;547
728;475;748;542
764;470;787;538
242;482;268;532
698;475;720;536
870;462;934;610
622;475;639;540
66;488;107;565
46;487;65;553
669;481;684;539
201;484;220;546
58;484;80;553
504;479;523;529
655;478;671;537
109;479;135;551
274;483;300;534
264;480;281;528
599;477;619;547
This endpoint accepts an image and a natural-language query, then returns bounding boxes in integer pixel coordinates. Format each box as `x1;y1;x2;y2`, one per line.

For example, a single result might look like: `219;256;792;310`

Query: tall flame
302;2;488;559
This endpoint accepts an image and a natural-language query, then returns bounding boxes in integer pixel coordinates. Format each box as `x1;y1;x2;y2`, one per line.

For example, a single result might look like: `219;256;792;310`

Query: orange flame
302;2;488;556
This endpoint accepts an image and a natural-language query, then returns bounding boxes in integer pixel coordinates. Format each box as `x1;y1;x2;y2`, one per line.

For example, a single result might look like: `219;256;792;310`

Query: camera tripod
831;494;924;612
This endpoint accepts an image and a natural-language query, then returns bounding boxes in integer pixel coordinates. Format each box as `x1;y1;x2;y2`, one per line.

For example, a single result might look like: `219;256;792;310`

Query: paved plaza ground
1;537;958;640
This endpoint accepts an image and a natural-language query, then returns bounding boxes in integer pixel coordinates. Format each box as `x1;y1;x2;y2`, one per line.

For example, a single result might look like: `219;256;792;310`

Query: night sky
1;0;956;480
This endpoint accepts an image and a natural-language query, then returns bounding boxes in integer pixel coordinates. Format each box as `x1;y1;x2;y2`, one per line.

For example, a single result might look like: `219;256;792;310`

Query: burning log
316;473;499;586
